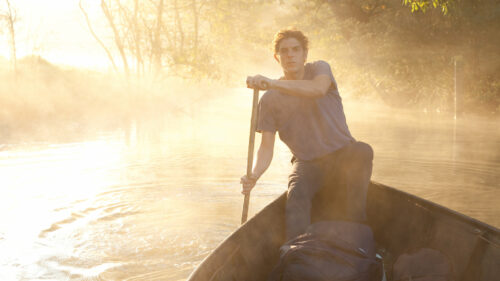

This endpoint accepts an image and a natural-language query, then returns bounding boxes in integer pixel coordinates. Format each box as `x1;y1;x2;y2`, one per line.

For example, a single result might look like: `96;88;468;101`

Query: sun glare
0;138;125;237
0;0;110;70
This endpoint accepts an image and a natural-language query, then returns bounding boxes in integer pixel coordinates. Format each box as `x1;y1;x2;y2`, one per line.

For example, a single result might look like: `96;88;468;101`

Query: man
241;28;373;241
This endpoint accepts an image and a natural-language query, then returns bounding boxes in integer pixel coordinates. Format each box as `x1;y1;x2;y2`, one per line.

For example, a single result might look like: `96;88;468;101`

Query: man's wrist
250;172;261;180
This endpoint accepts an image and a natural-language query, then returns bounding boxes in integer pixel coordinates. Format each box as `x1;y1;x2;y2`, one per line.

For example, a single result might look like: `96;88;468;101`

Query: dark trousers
286;141;374;240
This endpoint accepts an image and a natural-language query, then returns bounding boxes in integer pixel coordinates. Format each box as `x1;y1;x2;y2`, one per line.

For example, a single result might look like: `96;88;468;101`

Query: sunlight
0;0;498;280
1;0;109;70
0;137;127;277
0;139;124;199
0;44;8;59
0;138;125;245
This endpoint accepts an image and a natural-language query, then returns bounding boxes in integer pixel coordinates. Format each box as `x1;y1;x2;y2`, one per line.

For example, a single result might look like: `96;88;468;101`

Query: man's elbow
311;75;331;97
312;87;327;97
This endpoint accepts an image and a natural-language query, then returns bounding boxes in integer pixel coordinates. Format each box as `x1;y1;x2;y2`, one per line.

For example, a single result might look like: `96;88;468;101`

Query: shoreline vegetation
0;57;499;147
0;56;223;143
1;1;499;143
0;51;498;144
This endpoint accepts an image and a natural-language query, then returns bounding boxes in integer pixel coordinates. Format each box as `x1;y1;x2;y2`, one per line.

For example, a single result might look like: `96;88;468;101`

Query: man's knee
286;181;309;203
287;163;321;200
351;141;374;163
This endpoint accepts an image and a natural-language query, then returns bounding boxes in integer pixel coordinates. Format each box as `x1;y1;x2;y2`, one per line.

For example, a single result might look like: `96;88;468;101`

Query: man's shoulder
310;60;330;65
306;60;332;71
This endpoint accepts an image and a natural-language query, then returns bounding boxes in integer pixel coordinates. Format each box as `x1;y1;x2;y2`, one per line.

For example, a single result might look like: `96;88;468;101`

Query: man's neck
284;65;305;80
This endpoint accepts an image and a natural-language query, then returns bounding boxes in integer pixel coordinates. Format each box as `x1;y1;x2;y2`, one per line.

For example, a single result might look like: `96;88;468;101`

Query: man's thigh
313;142;373;220
287;160;323;201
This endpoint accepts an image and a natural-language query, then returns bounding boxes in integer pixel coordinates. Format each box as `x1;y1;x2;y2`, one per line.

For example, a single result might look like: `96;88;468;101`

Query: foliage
278;0;500;114
0;0;17;72
0;56;211;141
80;0;272;81
403;0;454;15
5;0;498;115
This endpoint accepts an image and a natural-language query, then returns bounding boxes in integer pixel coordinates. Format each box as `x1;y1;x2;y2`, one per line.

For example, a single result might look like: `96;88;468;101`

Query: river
1;88;499;280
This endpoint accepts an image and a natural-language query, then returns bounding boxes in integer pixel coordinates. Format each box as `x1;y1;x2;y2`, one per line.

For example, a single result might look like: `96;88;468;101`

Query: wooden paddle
241;87;260;224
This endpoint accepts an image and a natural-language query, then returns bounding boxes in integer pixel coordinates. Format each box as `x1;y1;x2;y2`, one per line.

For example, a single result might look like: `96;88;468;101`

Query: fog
1;1;498;136
0;0;499;280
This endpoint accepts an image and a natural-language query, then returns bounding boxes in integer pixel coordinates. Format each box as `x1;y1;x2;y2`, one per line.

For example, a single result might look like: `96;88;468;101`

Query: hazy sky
1;0;111;70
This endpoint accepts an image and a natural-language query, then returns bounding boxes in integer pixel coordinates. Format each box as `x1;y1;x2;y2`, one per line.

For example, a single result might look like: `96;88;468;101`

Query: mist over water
0;0;498;279
0;89;498;280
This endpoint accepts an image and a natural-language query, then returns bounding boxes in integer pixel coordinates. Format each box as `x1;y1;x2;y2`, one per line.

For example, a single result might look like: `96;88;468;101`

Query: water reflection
0;92;499;280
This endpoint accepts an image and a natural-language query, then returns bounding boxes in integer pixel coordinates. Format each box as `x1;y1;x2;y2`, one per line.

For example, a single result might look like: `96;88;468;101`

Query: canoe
187;181;500;281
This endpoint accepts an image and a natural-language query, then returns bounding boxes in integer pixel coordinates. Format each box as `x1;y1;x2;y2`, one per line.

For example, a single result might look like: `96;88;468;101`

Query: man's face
274;37;307;74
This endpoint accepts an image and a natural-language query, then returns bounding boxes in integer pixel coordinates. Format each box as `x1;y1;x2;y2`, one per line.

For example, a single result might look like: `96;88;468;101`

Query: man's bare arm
240;131;276;194
247;74;332;98
252;131;276;178
271;74;332;97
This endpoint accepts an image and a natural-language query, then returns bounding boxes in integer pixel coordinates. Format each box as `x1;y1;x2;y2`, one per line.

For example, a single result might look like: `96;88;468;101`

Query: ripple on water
1;105;498;281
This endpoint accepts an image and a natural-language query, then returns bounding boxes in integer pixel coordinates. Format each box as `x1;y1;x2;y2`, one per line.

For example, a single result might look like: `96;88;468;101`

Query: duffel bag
268;221;382;281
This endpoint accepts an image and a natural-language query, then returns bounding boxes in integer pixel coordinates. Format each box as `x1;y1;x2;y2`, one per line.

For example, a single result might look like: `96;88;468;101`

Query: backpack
268;221;382;281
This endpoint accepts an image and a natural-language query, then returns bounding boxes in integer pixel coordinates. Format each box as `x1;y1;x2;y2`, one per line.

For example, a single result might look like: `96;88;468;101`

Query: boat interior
188;182;500;281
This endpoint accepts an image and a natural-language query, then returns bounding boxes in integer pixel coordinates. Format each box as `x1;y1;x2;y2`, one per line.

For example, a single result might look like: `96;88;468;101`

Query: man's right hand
240;174;258;195
246;75;273;90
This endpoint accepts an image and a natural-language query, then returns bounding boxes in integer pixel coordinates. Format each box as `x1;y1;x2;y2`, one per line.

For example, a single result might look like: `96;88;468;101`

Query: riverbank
1;56;498;144
0;57;228;143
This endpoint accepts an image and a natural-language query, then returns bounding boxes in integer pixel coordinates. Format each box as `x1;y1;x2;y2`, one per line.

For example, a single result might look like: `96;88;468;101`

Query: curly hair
273;28;309;55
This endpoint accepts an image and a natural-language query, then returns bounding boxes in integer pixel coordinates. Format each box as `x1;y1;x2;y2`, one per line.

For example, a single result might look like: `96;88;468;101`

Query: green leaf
412;2;418;12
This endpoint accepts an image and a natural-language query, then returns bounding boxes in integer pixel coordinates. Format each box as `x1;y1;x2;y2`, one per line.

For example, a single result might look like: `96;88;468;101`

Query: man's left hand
246;75;273;90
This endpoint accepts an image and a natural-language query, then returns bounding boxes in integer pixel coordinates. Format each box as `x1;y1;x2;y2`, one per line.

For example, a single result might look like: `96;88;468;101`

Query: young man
241;29;373;241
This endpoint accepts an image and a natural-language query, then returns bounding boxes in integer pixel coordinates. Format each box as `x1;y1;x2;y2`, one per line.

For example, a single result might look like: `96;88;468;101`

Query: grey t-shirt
257;60;355;161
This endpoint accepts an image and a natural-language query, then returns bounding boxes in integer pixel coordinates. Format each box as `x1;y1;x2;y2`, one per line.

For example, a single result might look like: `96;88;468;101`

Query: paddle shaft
241;88;259;224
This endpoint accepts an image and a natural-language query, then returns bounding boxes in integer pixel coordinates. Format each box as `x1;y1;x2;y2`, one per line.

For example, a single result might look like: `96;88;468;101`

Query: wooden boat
188;181;500;281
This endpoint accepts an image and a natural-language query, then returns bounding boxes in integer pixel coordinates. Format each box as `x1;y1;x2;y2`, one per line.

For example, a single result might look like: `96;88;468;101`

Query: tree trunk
79;0;119;74
4;0;16;73
192;0;198;58
174;0;185;58
153;0;164;75
133;0;144;77
101;0;130;78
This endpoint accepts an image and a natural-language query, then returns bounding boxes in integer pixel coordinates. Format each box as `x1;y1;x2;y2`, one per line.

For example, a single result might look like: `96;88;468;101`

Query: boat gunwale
187;192;287;280
187;181;500;281
370;181;500;240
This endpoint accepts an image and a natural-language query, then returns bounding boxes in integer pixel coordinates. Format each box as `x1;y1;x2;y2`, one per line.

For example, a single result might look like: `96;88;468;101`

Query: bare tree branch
132;0;144;76
101;0;130;78
4;0;17;73
153;0;164;75
174;0;184;56
192;0;198;58
79;0;119;74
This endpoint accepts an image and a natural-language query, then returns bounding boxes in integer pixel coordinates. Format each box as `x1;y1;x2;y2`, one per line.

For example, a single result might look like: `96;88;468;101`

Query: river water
1;88;499;280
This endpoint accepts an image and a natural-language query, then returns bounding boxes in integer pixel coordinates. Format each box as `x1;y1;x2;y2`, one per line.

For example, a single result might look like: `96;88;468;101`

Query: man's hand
240;174;258;195
246;75;274;90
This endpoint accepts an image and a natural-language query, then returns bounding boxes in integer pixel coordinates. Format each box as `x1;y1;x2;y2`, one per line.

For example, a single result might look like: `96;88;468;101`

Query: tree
80;0;119;75
0;0;17;73
280;0;499;113
403;0;455;15
78;0;270;81
101;0;130;78
80;0;201;79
